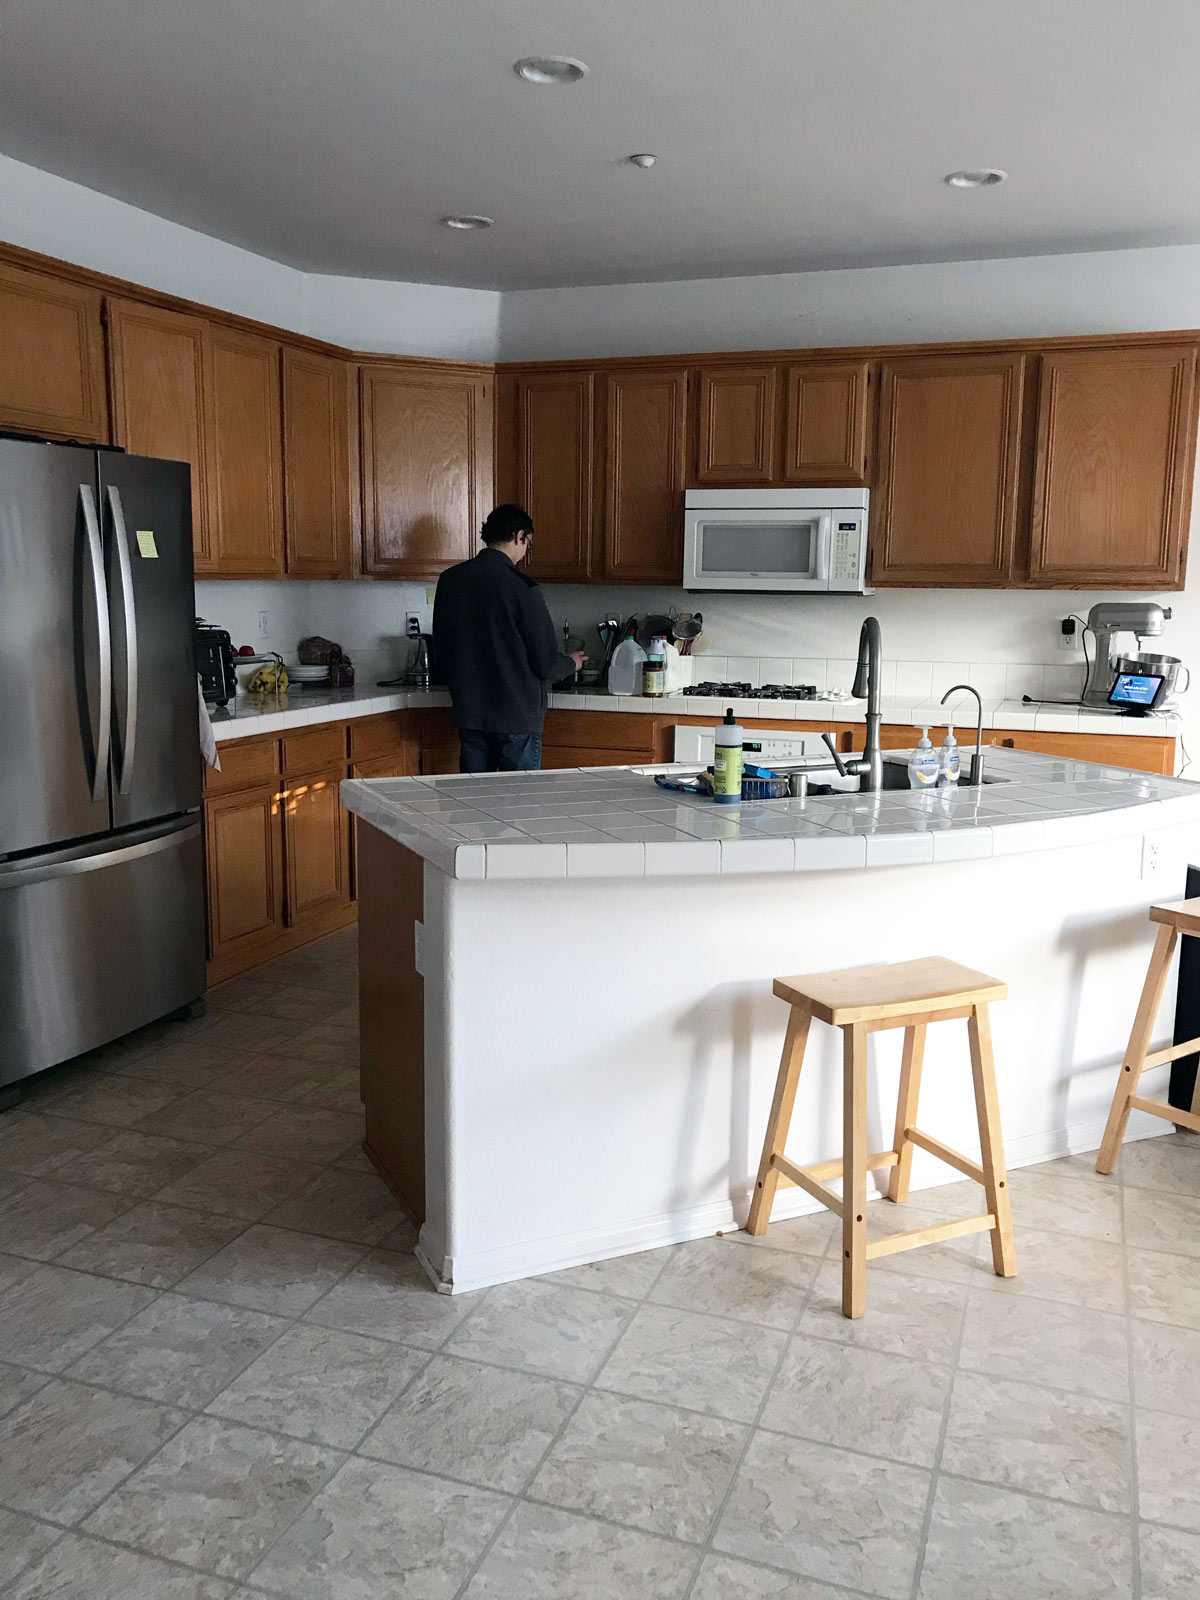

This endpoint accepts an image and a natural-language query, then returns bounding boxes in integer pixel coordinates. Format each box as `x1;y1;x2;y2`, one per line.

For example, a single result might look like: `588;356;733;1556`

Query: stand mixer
1081;602;1176;707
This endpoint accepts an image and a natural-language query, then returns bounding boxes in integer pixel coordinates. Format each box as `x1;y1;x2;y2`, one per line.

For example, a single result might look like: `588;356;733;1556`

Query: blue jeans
458;730;543;773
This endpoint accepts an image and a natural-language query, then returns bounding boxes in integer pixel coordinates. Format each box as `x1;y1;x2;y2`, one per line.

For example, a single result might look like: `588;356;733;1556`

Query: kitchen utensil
639;613;676;648
1114;652;1190;698
288;664;331;681
672;611;703;656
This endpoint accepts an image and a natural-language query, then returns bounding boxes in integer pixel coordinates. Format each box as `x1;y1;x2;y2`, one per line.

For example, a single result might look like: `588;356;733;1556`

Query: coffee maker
1081;602;1174;706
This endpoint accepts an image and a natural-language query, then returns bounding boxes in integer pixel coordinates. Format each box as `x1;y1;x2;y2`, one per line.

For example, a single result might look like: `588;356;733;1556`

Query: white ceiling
2;0;1200;292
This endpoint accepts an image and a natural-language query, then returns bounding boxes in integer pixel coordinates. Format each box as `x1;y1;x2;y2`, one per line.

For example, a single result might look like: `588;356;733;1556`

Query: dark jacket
432;547;575;733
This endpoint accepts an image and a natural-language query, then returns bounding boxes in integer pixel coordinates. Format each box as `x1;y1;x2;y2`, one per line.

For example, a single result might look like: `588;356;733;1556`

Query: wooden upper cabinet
1029;344;1198;588
205;327;284;578
782;361;871;484
516;370;594;582
695;364;778;482
360;364;492;579
0;261;107;441
600;367;689;583
282;346;352;578
107;297;211;565
872;352;1025;586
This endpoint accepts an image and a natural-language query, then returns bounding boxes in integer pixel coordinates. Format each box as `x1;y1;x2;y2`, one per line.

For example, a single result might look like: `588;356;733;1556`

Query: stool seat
1150;896;1200;935
773;957;1006;1026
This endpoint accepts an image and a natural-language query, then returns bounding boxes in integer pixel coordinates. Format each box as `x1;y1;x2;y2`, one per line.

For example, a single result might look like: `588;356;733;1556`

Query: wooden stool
1097;898;1200;1173
746;956;1017;1318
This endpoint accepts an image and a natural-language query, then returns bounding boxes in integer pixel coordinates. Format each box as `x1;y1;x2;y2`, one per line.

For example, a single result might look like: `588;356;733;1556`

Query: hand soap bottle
713;709;744;804
938;724;961;786
907;727;940;790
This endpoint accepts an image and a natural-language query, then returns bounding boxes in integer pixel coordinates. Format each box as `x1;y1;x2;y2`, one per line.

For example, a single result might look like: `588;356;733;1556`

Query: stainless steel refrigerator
0;437;205;1089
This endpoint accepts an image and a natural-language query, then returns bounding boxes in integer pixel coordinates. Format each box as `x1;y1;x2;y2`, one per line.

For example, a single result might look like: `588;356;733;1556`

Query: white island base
344;757;1200;1294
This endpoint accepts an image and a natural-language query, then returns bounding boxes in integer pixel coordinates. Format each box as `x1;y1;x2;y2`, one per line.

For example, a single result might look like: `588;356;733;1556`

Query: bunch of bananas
245;662;289;694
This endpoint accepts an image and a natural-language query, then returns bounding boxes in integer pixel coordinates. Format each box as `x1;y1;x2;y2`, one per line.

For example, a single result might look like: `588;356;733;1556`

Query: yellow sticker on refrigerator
136;529;158;558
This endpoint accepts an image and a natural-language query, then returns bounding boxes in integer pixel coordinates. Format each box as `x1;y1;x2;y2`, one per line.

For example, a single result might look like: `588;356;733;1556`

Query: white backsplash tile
1005;663;1045;700
929;661;972;698
757;657;794;684
826;656;858;693
968;663;1008;700
1042;662;1087;701
792;657;829;691
723;655;760;684
894;661;933;700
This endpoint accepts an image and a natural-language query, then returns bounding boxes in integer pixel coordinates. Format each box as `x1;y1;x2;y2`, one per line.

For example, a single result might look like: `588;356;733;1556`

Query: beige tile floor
2;927;1200;1596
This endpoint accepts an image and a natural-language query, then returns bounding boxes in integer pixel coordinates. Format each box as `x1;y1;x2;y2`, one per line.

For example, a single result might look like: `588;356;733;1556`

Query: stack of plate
289;664;330;686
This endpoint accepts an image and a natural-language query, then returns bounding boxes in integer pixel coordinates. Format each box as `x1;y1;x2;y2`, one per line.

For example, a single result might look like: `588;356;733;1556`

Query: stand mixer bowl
1113;653;1190;699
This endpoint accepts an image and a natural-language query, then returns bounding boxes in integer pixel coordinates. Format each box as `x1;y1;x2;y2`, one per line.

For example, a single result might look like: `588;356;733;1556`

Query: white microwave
682;487;870;593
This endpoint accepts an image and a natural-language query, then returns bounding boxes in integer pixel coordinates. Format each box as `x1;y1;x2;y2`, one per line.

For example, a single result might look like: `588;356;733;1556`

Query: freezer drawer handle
0;819;201;890
106;485;139;796
79;483;111;803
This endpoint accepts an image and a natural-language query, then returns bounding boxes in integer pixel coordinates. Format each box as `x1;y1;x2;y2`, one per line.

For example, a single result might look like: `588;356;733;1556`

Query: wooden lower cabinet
204;780;286;975
877;722;1175;775
283;764;351;922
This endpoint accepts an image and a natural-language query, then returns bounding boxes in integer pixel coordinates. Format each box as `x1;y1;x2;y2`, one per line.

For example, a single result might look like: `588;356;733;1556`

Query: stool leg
968;1003;1017;1278
886;1024;926;1204
1097;922;1177;1174
746;1005;811;1235
842;1020;869;1318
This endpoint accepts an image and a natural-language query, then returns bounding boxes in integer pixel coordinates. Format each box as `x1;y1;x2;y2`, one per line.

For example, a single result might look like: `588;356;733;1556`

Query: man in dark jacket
432;504;584;772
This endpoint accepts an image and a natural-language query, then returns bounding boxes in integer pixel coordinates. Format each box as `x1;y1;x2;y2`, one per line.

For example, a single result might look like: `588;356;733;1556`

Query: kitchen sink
877;763;1008;790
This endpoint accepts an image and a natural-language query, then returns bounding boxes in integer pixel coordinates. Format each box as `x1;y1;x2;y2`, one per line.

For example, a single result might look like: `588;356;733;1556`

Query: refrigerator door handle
79;484;112;803
106;485;139;796
0;816;200;890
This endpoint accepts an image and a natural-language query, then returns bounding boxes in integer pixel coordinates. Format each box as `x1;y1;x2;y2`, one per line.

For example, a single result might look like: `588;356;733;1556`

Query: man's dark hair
481;504;534;544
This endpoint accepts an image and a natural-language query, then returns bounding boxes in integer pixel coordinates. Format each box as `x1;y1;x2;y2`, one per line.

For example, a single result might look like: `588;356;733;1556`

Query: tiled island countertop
341;748;1200;880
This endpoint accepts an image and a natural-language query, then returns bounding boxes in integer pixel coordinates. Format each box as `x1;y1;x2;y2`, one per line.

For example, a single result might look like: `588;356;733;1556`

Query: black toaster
195;621;238;705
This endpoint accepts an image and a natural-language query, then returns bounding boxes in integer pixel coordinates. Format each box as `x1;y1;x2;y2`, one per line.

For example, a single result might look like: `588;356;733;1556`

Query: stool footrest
865;1212;996;1261
771;1154;844;1219
1142;1035;1200;1071
903;1127;985;1185
1129;1094;1200;1134
806;1150;900;1183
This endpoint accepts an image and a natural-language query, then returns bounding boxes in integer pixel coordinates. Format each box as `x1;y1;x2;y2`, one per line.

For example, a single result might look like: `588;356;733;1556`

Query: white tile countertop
210;682;1181;743
340;747;1200;880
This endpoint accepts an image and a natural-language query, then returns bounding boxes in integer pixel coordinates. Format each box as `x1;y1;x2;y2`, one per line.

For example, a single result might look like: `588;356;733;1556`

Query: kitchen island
342;751;1200;1293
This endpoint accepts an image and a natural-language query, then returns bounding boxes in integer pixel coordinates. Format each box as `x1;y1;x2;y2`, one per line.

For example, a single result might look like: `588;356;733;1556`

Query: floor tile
152;1148;322;1221
188;1012;309;1054
0;1508;61;1588
447;1278;634;1383
1122;1187;1200;1258
1140;1522;1200;1600
174;1225;363;1317
62;1130;214;1199
1131;1318;1200;1417
0;1177;132;1260
761;1337;950;1468
0;1248;38;1295
262;1165;404;1244
0;1263;156;1370
734;1210;838;1258
596;1303;786;1423
529;1388;746;1542
0;1377;184;1522
7;1531;235;1598
55;1202;244;1288
1136;1407;1200;1531
44;1075;182;1128
0;1110;115;1177
84;1415;342;1580
714;1429;929;1599
250;1454;509;1598
133;1091;279;1147
298;1065;362;1113
544;1246;669;1299
797;1261;966;1364
958;1289;1130;1400
230;1104;363;1164
864;1200;986;1285
0;1360;48;1420
692;1553;885;1599
461;1500;696;1600
1126;1246;1200;1328
304;1246;479;1348
940;1370;1132;1512
917;1474;1133;1599
205;1323;425;1448
971;1226;1126;1311
68;1294;288;1408
1002;1169;1123;1242
115;1039;233;1090
206;1052;342;1103
648;1235;816;1328
272;1022;357;1069
1118;1132;1200;1198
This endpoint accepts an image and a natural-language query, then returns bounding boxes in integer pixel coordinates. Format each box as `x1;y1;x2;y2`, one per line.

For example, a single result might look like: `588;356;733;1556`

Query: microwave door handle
79;484;112;803
106;485;138;795
814;515;833;583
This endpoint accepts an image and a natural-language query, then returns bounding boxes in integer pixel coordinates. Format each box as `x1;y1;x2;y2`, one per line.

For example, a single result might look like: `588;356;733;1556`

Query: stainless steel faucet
940;683;985;785
821;616;884;793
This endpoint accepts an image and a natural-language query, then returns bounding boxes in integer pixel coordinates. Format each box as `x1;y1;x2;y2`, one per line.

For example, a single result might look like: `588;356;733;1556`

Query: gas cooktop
682;682;820;700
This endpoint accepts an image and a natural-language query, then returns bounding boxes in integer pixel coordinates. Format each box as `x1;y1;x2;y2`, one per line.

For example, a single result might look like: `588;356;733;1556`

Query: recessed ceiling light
944;168;1008;188
442;214;493;231
627;153;657;169
514;55;588;85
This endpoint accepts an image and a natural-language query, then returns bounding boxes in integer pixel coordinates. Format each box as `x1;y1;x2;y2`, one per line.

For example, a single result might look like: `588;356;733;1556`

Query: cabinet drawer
543;710;658;752
282;723;348;774
203;736;280;795
349;712;417;765
542;746;646;770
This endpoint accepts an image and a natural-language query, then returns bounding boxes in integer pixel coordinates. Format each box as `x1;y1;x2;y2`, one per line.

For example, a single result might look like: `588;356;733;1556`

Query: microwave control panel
830;517;865;582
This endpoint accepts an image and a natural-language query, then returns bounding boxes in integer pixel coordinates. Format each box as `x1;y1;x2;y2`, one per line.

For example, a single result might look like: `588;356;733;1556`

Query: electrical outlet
1059;617;1079;651
405;611;421;637
1142;836;1162;878
257;610;270;638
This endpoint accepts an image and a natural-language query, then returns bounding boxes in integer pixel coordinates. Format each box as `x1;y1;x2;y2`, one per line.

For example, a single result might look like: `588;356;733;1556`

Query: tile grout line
1118;1153;1144;1600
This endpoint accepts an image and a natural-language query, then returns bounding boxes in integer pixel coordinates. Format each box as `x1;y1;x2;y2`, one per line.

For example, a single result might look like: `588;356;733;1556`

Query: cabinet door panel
696;365;778;483
283;764;350;922
873;354;1024;586
0;262;107;440
207;327;284;577
601;368;688;584
783;361;870;484
204;783;284;960
517;370;594;581
361;365;492;578
1029;345;1197;588
107;298;211;566
282;346;352;577
541;746;645;769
